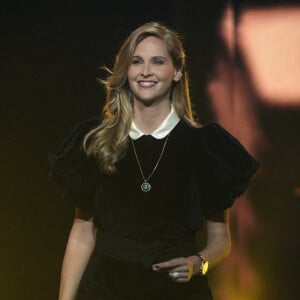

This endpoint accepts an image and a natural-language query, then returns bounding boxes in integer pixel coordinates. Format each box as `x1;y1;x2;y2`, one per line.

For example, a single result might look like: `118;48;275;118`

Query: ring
170;271;180;279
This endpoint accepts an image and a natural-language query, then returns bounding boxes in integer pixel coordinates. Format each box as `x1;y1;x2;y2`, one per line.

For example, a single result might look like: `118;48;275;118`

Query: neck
133;101;171;134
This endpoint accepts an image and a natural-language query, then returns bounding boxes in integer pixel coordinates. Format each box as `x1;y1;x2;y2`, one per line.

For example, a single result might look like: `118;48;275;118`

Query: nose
141;62;152;77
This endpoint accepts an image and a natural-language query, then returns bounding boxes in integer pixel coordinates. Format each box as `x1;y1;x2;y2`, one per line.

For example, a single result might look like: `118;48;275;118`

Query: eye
153;58;164;65
131;57;142;65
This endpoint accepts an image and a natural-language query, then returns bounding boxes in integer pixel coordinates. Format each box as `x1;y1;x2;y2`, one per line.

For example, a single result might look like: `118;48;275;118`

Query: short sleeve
48;118;100;211
200;123;260;216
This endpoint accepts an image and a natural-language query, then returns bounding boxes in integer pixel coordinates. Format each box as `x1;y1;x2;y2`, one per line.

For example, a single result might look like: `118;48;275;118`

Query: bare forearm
187;218;231;274
59;219;97;300
198;228;231;268
200;210;231;268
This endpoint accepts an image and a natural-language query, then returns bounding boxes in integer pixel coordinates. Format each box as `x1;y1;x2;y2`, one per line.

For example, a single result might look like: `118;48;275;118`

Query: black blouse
49;118;259;243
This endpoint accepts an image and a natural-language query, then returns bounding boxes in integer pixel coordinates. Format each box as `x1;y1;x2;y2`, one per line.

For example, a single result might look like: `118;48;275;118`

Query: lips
137;80;157;88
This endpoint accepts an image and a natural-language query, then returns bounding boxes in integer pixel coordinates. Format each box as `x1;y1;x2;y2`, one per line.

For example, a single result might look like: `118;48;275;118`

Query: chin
133;93;171;106
134;98;158;107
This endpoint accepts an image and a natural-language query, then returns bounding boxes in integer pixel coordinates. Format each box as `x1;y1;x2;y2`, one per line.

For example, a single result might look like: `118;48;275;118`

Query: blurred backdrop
1;0;300;299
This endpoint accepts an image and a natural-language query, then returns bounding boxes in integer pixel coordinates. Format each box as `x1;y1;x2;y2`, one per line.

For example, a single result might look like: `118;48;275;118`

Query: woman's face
127;36;181;106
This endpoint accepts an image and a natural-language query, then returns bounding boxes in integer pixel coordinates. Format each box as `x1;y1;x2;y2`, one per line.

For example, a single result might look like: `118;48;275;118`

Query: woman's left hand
152;256;199;283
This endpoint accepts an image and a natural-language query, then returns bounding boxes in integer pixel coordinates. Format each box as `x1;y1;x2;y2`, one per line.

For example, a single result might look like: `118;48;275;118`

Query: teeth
138;81;156;87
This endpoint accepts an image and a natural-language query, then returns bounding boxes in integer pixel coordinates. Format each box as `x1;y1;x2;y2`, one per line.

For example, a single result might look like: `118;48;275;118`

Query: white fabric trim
129;105;180;140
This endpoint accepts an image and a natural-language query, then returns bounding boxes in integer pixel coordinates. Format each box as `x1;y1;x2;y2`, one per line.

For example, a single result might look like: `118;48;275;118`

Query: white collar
129;105;180;140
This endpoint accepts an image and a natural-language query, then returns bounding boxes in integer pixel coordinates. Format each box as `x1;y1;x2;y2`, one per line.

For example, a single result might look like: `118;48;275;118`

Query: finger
169;271;189;282
173;277;190;283
153;257;186;271
165;260;193;279
169;271;188;279
167;265;189;273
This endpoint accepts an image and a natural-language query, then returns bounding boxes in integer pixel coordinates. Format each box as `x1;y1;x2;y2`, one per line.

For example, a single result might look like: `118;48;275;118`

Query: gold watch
195;254;209;275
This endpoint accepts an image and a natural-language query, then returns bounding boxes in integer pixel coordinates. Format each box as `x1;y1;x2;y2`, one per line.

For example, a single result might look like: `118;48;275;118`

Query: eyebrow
132;55;167;60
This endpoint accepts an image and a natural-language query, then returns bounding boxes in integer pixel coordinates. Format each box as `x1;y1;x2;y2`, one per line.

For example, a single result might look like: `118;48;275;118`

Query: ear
173;70;182;82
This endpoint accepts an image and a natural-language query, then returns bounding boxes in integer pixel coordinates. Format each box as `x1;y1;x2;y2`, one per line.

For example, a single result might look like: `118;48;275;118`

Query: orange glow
207;3;265;300
220;3;235;60
238;6;300;105
294;187;300;197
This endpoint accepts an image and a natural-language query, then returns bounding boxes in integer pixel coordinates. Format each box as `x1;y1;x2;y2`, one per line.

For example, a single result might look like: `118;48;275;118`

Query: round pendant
141;182;151;192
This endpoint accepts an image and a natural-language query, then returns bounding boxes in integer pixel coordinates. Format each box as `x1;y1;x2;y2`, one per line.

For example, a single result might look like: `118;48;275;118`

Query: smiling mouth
137;80;157;88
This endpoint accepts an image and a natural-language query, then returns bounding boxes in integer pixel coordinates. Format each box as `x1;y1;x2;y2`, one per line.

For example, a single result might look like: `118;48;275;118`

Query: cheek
127;68;133;81
127;65;139;80
159;68;176;82
127;69;136;90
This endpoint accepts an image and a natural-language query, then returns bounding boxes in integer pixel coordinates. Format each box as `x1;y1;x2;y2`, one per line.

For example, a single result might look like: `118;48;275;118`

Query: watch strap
194;253;208;275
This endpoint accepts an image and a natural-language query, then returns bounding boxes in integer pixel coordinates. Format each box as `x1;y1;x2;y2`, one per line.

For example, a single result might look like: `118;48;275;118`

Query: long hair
84;21;195;174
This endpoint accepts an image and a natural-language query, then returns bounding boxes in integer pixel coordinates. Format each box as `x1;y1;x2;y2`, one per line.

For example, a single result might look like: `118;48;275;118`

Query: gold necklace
131;134;170;192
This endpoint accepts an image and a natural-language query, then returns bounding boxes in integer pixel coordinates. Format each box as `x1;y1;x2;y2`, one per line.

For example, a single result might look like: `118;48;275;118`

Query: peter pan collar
129;105;180;140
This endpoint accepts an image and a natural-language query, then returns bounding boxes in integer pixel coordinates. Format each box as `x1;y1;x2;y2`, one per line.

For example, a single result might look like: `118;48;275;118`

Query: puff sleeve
200;123;260;216
48;118;100;212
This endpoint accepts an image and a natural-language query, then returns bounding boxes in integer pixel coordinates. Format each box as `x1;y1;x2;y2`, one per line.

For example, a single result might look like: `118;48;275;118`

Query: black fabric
199;123;260;216
76;255;213;300
48;118;100;211
49;118;259;299
95;231;196;270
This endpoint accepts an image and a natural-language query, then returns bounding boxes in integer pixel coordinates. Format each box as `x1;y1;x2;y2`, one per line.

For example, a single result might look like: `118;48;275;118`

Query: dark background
1;1;300;299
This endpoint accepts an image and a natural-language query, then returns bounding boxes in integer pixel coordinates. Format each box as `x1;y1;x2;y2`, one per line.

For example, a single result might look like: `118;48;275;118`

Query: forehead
134;36;170;57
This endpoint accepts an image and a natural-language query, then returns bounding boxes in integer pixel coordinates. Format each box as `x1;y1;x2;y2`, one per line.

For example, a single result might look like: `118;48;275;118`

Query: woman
49;22;259;300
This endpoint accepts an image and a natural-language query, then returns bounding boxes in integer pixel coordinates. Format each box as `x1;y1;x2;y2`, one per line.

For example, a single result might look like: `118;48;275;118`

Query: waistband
95;231;197;270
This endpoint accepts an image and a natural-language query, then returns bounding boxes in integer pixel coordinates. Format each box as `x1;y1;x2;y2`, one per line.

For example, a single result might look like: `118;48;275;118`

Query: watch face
202;260;209;275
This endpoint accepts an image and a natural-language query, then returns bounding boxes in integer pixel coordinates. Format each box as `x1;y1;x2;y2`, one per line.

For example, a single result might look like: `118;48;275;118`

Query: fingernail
152;264;160;271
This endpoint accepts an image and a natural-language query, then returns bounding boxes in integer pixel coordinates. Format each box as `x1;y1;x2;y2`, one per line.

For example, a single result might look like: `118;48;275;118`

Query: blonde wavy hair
84;21;195;174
